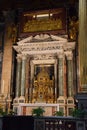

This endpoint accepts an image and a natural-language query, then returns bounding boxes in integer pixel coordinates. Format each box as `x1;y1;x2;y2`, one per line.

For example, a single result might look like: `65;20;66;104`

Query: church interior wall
0;3;79;116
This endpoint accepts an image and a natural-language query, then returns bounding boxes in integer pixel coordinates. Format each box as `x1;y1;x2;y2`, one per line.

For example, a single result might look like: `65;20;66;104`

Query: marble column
29;60;34;103
67;52;73;97
79;0;87;91
58;54;64;96
20;55;26;98
54;60;58;102
15;55;21;98
25;56;30;103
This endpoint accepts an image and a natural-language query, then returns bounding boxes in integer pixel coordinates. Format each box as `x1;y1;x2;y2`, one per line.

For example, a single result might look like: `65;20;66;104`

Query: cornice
13;34;75;55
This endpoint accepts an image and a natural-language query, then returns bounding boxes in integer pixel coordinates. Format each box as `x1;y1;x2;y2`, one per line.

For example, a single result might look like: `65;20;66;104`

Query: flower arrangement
32;107;45;117
53;111;64;116
71;108;87;118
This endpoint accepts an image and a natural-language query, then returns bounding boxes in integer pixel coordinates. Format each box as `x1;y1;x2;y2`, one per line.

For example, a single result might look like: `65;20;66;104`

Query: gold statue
32;67;54;103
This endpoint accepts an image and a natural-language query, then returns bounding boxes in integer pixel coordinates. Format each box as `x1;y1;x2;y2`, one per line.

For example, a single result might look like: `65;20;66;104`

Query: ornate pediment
17;34;67;45
13;34;75;55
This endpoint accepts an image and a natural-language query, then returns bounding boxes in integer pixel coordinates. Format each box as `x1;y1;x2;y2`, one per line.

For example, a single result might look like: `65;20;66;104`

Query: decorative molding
51;34;67;41
13;34;75;56
57;52;64;59
34;34;50;40
21;54;27;60
65;51;73;60
31;59;56;65
33;54;56;60
17;34;68;45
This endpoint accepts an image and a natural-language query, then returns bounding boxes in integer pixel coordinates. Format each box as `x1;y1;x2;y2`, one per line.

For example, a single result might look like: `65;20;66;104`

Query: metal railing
34;116;86;130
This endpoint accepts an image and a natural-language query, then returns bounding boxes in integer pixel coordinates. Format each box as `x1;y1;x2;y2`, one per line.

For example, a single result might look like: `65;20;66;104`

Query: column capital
65;51;73;60
21;54;27;60
16;54;22;62
57;52;64;59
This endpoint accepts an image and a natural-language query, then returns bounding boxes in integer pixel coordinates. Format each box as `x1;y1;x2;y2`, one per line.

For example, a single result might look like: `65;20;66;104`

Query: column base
67;97;74;104
57;96;67;116
67;97;75;116
13;97;19;104
13;96;25;104
57;96;66;104
19;96;25;103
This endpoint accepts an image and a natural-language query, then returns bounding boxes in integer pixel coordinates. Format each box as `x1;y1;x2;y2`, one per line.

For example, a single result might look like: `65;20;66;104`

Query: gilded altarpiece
13;7;76;116
32;64;55;103
19;8;66;37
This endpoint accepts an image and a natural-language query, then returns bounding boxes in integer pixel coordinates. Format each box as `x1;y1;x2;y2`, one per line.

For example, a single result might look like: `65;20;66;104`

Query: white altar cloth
17;103;59;116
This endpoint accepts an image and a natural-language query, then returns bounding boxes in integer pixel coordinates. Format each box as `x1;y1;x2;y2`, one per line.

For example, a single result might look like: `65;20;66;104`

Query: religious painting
19;8;66;35
32;64;55;103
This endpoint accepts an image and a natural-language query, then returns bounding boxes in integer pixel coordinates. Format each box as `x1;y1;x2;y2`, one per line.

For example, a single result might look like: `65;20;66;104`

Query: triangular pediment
17;34;67;45
13;34;75;55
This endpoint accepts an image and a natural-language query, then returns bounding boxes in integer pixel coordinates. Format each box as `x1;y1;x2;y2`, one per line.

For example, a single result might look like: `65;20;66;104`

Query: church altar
17;103;59;116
